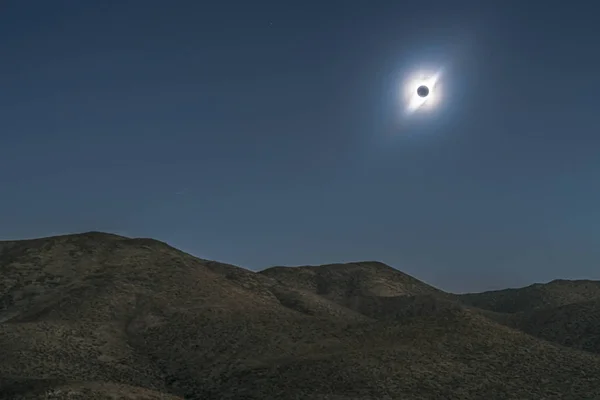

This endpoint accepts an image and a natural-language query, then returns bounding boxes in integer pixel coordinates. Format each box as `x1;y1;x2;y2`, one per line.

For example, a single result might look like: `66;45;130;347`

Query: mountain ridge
1;231;600;399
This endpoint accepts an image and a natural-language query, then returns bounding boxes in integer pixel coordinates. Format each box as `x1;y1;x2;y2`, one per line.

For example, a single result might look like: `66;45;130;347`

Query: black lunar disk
417;85;429;98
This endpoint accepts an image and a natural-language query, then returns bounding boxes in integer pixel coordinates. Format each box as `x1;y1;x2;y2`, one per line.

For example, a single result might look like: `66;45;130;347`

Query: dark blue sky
2;1;599;292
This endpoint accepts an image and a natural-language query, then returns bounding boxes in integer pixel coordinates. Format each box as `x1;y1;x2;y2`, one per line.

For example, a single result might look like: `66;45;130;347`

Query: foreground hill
1;232;600;399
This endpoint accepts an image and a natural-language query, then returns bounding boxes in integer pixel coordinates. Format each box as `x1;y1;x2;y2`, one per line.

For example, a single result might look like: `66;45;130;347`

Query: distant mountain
456;280;600;355
506;299;600;354
259;261;449;299
1;232;600;399
260;263;459;321
458;279;600;313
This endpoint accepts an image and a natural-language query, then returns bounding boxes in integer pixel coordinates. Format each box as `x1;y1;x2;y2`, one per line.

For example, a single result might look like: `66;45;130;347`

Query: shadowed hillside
458;280;600;314
1;232;600;399
457;281;600;355
259;262;449;300
506;299;600;354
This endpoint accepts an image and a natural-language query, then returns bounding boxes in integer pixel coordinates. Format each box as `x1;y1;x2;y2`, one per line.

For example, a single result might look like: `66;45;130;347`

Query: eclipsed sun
403;71;442;115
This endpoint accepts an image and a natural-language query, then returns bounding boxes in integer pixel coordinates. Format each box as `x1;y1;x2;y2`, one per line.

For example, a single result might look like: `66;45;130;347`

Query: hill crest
2;231;600;399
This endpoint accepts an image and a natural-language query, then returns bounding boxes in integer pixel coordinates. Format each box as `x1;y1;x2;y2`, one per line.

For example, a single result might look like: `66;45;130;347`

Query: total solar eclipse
417;85;429;98
402;70;443;115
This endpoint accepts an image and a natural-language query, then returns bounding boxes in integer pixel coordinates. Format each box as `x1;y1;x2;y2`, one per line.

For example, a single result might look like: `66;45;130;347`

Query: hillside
259;262;448;300
1;232;600;399
507;299;600;354
457;280;600;355
458;280;600;314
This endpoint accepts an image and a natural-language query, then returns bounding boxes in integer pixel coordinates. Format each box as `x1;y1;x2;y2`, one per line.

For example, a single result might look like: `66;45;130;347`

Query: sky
1;1;599;293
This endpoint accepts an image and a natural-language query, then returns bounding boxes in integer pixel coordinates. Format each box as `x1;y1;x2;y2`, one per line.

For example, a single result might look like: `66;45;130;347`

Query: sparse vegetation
1;232;599;399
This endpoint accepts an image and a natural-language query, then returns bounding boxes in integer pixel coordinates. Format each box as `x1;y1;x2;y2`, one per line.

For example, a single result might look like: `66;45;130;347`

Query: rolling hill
1;232;600;399
458;279;600;313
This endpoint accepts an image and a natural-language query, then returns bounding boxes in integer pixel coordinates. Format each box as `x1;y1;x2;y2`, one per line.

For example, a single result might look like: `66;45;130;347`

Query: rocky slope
1;232;599;399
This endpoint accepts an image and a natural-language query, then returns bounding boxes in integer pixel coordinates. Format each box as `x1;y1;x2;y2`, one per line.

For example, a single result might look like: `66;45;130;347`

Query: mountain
259;262;461;320
458;280;600;314
259;262;448;300
503;299;600;355
1;232;600;399
457;280;600;355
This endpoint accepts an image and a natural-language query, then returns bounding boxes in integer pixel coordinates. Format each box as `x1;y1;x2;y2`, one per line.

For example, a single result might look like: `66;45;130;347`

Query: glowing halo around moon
402;70;443;115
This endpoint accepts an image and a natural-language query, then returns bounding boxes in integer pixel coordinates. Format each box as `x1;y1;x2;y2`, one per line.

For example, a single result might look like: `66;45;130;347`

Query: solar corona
402;70;442;115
